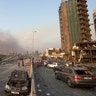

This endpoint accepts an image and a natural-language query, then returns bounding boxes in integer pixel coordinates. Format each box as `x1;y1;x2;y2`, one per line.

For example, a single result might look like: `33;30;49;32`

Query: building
59;0;91;54
93;9;96;35
72;41;96;64
45;48;67;59
45;48;61;58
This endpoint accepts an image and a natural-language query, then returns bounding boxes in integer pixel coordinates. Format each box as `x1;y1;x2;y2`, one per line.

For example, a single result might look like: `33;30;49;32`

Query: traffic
32;58;96;96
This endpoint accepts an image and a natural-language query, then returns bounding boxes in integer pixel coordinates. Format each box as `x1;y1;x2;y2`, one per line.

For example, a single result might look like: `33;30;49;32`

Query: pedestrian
22;60;24;66
18;62;20;68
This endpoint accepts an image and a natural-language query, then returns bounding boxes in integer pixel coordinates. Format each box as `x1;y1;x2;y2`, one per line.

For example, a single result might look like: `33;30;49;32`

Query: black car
55;66;96;88
53;65;65;72
4;70;31;96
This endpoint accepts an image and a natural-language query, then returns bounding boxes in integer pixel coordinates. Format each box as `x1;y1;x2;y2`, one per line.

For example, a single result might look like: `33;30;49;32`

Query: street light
32;31;36;55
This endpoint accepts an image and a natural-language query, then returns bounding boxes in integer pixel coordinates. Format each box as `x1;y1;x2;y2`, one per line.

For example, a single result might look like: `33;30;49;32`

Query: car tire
4;92;9;96
55;73;59;79
67;79;74;88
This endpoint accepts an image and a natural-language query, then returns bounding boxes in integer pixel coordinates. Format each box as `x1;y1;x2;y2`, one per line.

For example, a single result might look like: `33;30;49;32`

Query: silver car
55;66;96;87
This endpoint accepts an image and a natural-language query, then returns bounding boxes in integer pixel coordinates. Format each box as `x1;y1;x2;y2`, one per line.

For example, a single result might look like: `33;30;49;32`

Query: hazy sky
0;0;96;54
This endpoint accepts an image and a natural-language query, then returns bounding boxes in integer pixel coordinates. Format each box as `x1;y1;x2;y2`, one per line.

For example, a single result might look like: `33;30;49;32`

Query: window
75;70;92;75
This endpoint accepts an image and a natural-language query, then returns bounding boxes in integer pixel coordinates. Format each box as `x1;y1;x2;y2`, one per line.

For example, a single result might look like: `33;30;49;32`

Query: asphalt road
34;65;96;96
0;59;31;96
0;62;18;96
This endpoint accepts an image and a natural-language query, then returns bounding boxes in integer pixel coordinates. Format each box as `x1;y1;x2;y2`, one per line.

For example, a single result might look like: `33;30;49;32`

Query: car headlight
5;85;10;90
22;86;27;90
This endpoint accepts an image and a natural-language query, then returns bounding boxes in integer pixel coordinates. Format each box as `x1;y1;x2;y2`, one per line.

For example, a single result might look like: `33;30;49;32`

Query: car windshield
75;70;92;75
10;79;26;84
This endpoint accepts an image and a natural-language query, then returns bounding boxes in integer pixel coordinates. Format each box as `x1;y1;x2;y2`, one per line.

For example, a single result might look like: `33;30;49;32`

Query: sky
0;0;96;54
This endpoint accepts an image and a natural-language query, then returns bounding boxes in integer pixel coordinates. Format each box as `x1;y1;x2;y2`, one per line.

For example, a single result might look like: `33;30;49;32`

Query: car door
60;68;73;82
61;68;69;81
57;67;67;81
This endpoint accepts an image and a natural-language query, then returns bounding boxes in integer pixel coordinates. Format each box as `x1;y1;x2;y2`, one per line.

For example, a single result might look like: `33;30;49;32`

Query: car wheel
4;92;9;96
55;73;59;79
67;79;74;88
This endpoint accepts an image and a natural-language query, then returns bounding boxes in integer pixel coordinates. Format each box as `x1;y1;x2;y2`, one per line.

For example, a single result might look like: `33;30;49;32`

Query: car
34;59;43;67
55;66;96;88
43;61;49;67
53;65;65;72
4;70;31;96
47;62;60;68
43;60;52;67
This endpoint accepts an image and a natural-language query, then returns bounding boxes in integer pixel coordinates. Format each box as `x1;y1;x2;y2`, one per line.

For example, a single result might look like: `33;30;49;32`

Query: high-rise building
59;0;91;53
93;9;96;35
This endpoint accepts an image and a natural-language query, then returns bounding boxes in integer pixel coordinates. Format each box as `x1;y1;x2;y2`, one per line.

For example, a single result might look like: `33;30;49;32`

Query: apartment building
59;0;91;54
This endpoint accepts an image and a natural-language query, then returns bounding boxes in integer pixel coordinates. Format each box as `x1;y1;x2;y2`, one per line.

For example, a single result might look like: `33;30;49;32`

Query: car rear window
75;70;92;75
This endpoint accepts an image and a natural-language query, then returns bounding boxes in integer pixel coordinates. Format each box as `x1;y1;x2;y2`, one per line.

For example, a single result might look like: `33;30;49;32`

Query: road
0;62;18;96
0;59;31;96
34;65;96;96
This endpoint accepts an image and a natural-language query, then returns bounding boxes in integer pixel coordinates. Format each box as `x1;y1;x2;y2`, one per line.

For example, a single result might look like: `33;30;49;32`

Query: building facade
93;9;96;35
45;48;62;58
59;0;91;54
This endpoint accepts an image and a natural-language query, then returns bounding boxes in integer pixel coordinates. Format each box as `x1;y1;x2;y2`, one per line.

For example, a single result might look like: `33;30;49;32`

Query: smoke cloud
0;30;25;55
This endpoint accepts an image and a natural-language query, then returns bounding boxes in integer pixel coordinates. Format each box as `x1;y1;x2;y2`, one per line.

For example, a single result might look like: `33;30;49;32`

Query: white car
47;62;60;68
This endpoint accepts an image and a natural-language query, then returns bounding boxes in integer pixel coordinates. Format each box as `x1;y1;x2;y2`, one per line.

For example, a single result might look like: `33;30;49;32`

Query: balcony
86;32;92;37
86;18;90;21
80;20;84;24
80;13;89;18
80;0;87;3
78;6;85;10
85;27;91;31
79;15;84;19
85;13;89;16
81;35;88;40
82;3;88;7
80;25;85;30
77;2;82;6
78;11;85;15
78;11;88;17
81;31;91;38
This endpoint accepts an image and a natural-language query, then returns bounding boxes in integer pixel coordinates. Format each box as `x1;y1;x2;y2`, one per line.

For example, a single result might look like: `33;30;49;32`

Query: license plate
84;77;92;79
11;91;19;94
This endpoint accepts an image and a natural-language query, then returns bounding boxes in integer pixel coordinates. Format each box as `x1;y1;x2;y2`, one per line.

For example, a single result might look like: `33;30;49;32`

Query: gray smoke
0;30;25;55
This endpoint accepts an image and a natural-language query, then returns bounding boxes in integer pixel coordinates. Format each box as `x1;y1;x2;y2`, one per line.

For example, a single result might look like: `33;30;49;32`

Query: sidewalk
20;59;32;77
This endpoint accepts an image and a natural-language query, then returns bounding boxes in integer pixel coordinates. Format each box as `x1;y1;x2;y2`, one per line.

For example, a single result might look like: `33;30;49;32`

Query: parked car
4;70;31;96
55;66;96;88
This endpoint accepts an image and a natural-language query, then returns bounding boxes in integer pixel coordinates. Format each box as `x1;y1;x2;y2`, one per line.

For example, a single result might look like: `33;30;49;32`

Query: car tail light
73;75;82;80
93;76;96;80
